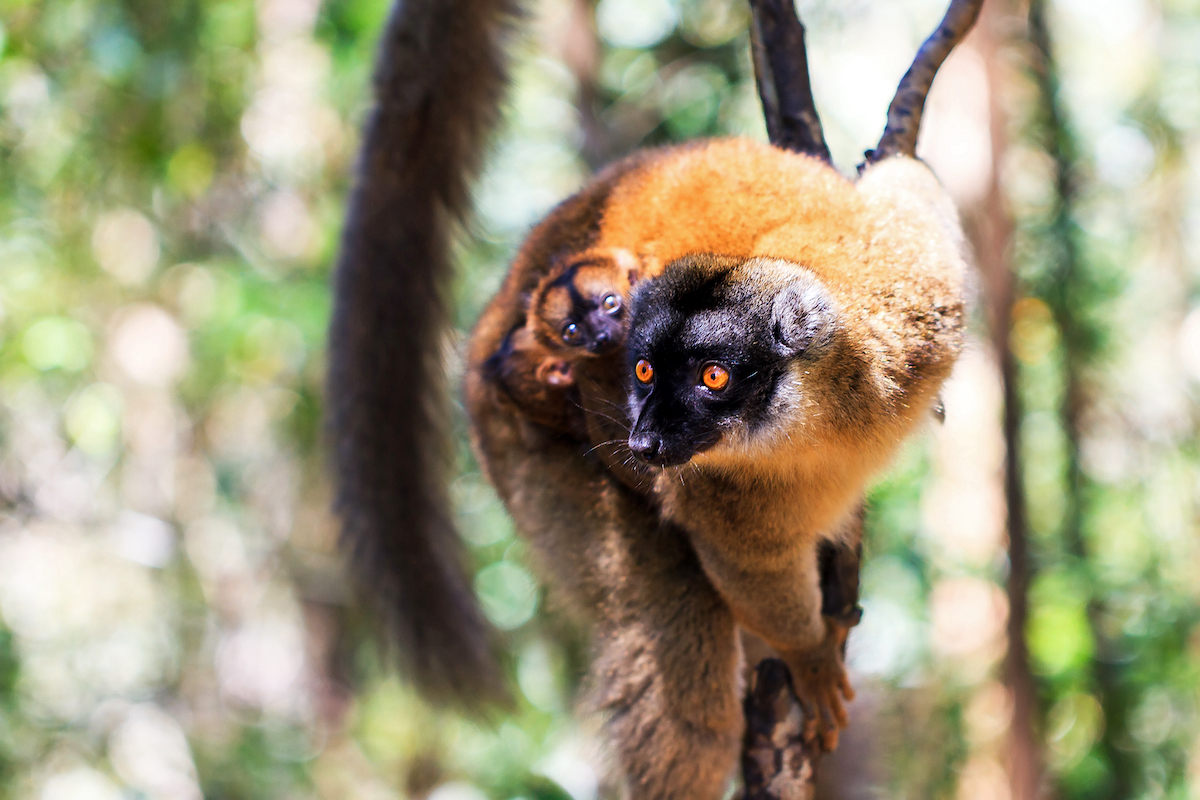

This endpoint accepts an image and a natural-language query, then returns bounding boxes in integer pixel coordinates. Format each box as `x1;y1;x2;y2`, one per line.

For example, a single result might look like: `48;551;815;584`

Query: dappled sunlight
0;0;1197;796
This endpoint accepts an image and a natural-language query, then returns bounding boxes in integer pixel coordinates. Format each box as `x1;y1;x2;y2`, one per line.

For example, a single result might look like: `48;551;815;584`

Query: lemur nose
629;433;662;461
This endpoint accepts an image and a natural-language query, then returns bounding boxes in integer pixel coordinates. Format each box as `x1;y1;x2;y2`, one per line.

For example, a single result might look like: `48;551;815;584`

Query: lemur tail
328;0;521;709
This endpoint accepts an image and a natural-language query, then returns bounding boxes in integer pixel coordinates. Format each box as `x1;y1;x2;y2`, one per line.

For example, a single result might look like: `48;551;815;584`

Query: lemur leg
587;514;743;800
467;399;743;800
787;507;864;751
683;507;863;752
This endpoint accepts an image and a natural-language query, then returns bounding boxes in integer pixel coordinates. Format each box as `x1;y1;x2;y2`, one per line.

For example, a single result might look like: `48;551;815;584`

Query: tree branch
748;0;831;162
865;0;985;165
1027;2;1133;795
967;4;1045;796
741;659;819;800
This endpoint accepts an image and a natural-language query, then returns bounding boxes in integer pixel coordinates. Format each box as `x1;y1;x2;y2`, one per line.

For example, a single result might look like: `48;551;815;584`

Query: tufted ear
771;273;836;358
606;247;642;287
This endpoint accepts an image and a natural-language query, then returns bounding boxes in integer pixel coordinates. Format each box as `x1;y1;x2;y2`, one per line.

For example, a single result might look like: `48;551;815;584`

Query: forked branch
865;0;985;164
748;0;831;162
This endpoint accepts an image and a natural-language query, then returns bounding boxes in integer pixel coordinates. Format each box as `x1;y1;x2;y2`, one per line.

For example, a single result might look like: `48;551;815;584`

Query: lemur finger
797;695;820;743
816;700;841;752
829;692;850;728
818;684;848;729
839;671;856;702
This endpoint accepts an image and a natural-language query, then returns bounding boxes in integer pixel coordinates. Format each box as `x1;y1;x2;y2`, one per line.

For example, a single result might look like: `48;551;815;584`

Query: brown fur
466;138;966;798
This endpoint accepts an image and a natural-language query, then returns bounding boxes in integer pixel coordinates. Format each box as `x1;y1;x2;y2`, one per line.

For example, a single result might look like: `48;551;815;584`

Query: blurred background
0;0;1198;797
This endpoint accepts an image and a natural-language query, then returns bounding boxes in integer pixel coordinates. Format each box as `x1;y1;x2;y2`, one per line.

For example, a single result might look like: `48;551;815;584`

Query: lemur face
530;249;639;356
625;255;836;467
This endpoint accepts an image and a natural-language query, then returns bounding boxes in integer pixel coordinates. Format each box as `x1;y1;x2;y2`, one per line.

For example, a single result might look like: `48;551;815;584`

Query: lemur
328;0;979;797
527;247;641;357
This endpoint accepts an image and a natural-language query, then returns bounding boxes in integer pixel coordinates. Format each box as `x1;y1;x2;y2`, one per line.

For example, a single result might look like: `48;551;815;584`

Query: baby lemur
487;246;651;487
484;243;639;439
330;0;979;796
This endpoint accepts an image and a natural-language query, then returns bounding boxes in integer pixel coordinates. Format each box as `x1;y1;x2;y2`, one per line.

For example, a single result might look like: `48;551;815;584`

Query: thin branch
748;0;831;162
966;3;1045;796
556;0;619;169
865;0;985;164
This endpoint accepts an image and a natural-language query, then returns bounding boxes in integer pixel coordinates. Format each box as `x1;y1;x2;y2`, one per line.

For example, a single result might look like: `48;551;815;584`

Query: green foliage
0;0;1198;797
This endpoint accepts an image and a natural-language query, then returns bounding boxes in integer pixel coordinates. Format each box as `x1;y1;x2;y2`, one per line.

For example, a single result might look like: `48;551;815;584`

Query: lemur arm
684;505;863;753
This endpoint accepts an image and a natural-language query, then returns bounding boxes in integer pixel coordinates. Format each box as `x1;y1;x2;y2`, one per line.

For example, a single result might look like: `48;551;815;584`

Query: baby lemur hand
483;323;584;436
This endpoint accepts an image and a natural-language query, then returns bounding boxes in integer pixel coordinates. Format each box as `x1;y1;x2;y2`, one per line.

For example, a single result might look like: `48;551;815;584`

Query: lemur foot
781;620;855;752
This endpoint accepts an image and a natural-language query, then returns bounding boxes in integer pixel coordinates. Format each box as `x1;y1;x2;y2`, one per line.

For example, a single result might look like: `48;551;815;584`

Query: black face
561;291;624;354
625;255;835;467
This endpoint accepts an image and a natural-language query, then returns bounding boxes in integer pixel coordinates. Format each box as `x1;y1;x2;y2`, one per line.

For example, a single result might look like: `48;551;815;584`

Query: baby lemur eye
701;363;730;391
601;294;621;314
562;322;581;343
635;359;654;384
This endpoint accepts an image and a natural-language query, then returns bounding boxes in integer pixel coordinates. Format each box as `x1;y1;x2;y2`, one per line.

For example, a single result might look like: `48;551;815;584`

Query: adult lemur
329;0;979;797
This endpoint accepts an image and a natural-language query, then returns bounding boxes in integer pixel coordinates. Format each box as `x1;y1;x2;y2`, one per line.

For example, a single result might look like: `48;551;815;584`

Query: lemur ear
608;248;642;286
537;359;574;387
771;275;836;358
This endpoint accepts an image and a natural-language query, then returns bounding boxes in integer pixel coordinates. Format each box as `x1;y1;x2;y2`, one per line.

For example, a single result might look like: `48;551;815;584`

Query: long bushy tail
328;0;521;708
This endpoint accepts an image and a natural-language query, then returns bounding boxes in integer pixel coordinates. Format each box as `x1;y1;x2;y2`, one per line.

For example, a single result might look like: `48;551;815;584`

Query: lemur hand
781;618;855;752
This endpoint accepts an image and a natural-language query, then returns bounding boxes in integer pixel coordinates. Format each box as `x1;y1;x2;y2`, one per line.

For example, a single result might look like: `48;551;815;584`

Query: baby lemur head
529;248;640;357
625;254;838;467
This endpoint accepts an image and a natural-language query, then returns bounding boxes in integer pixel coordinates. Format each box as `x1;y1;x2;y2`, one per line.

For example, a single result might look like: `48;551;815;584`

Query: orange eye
635;359;654;384
701;363;729;391
562;322;581;343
